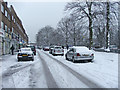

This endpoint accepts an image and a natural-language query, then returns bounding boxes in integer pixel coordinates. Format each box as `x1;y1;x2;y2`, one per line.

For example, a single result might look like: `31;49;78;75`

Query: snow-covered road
1;49;118;88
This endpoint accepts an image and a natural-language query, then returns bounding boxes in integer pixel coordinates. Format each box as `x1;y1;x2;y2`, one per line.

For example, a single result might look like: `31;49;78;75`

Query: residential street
0;49;118;88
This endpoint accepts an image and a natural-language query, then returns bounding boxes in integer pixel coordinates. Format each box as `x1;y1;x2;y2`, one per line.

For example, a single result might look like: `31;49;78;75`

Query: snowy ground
42;49;118;88
0;49;119;88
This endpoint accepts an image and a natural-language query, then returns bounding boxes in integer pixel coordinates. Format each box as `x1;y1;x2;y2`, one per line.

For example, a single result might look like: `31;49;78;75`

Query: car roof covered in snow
71;46;90;52
21;48;32;50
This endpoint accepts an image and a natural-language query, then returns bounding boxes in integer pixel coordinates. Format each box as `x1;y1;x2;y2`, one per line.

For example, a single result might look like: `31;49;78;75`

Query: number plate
83;54;89;56
22;55;28;56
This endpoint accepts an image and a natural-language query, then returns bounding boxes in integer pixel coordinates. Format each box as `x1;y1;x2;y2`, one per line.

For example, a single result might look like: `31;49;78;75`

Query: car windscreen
21;48;31;51
27;46;35;50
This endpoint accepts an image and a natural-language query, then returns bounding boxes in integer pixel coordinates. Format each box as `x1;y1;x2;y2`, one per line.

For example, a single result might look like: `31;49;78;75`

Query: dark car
43;46;49;51
26;45;36;55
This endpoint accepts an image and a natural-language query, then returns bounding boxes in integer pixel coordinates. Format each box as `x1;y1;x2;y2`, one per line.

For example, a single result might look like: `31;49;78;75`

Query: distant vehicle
17;48;34;61
26;45;36;55
43;46;49;51
37;46;42;49
109;45;118;52
49;45;55;54
65;46;94;63
52;46;64;56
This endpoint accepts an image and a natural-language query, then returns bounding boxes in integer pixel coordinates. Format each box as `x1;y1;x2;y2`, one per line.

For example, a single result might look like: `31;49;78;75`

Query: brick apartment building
0;1;28;55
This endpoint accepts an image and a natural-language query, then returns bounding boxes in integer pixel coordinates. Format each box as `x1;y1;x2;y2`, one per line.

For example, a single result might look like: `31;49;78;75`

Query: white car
52;46;64;56
17;48;34;61
65;46;94;63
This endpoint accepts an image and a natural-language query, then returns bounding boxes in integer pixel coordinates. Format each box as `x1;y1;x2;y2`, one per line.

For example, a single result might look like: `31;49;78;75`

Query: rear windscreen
55;47;61;49
27;46;35;50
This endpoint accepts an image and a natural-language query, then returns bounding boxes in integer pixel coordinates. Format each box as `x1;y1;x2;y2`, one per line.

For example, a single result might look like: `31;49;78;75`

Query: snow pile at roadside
1;53;40;88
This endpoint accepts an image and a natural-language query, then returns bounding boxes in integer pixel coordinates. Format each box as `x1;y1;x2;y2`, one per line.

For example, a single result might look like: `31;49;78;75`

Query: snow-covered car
52;46;64;56
17;48;34;61
65;46;94;63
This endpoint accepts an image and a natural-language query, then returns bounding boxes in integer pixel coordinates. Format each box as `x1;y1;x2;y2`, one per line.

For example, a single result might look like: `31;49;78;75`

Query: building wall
2;2;11;54
0;1;28;55
0;1;2;56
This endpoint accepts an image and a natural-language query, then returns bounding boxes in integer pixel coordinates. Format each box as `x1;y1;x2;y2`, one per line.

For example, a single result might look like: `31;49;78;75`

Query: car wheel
18;59;20;62
88;59;92;62
91;60;94;63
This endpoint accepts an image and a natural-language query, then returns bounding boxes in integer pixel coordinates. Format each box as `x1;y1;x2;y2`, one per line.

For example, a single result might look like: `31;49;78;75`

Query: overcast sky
6;1;67;43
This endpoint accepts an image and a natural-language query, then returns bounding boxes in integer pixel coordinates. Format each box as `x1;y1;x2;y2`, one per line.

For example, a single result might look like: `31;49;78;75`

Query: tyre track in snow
28;57;48;88
38;51;59;88
2;63;32;79
41;51;104;88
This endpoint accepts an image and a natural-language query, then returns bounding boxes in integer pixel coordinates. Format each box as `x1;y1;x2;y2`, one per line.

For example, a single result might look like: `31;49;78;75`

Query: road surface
1;49;118;88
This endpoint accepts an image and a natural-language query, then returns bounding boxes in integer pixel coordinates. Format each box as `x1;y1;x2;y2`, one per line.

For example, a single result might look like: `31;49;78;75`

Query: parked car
26;45;36;55
49;45;55;54
43;46;49;51
17;48;34;61
65;46;94;63
52;46;64;56
37;46;42;49
109;45;118;53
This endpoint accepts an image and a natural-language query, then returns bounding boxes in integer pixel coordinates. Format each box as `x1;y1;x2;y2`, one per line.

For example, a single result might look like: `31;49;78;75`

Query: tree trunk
106;2;110;49
66;22;68;47
88;3;93;50
89;18;93;50
118;2;120;49
73;22;76;46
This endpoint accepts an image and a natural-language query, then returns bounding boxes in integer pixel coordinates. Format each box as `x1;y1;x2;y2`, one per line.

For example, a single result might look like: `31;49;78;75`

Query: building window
5;10;7;17
8;14;10;21
1;4;4;13
5;25;7;32
12;16;14;20
8;28;10;34
11;33;14;39
12;27;14;33
14;18;15;23
1;21;4;29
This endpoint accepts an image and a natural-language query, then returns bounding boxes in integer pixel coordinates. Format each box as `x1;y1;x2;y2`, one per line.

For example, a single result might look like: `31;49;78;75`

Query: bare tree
57;17;71;46
36;26;55;46
36;25;65;46
104;2;119;48
118;2;120;49
65;2;96;49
